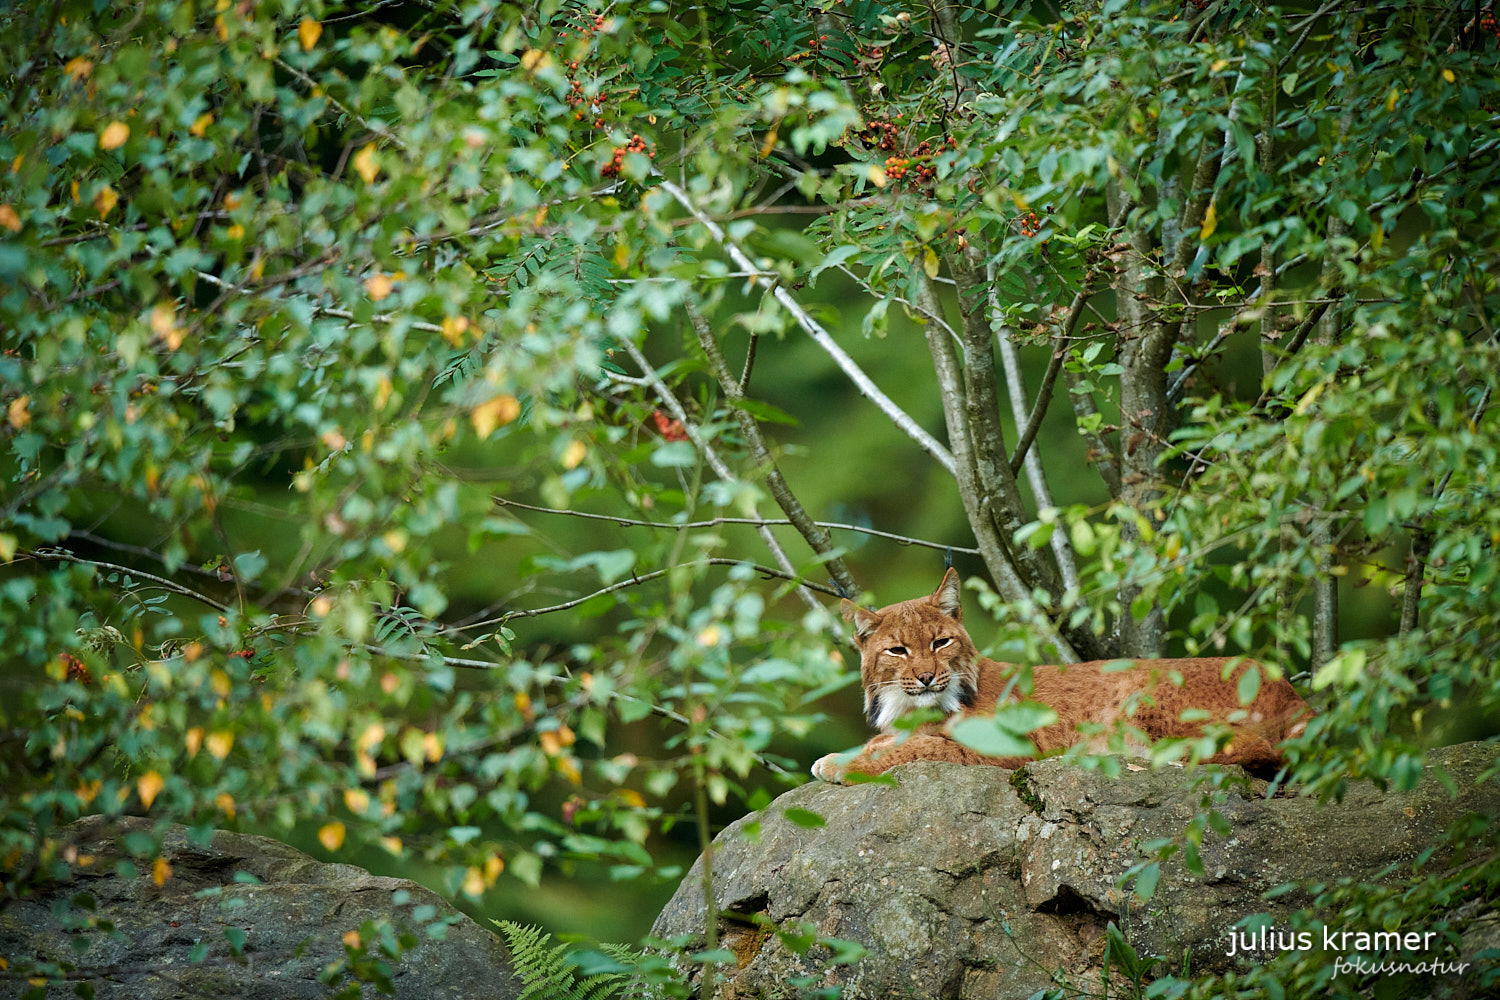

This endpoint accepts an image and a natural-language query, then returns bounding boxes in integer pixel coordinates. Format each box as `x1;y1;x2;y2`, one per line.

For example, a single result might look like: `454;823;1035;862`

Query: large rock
653;742;1500;999
0;816;520;1000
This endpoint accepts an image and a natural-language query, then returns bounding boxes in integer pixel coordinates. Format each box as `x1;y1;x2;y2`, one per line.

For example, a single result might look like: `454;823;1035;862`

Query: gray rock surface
653;742;1500;999
0;816;519;1000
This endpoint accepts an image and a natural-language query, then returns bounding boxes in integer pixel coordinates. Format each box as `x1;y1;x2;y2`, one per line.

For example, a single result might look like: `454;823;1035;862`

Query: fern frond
494;920;627;1000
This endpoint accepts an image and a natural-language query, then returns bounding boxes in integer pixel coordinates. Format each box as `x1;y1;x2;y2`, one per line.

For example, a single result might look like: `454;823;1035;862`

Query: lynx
812;569;1313;782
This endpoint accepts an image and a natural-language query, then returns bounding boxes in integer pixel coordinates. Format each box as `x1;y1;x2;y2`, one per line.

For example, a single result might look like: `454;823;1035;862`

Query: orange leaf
94;184;119;218
99;121;129;151
189;113;214;137
364;272;393;301
471;394;521;438
152;856;172;886
6;395;29;430
352;143;379;184
318;822;345;851
0;204;19;232
137;770;164;810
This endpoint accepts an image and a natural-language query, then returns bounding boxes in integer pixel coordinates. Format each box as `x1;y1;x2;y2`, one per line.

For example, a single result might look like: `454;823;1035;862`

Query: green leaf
1236;664;1261;706
783;808;826;829
950;717;1037;758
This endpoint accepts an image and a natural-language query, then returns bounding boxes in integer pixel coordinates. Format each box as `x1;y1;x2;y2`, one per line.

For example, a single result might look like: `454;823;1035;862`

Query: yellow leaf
6;395;29;430
342;929;362;949
539;731;562;756
381;529;406;553
205;730;234;760
185;726;203;756
441;315;470;347
352;142;380;184
0;204;19;232
561;439;587;469
64;57;93;82
557;756;582;784
137;770;165;810
613;238;630;272
1210;58;1230;73
618;788;645;809
696;625;722;646
152;856;172;886
357;722;386;753
94;184;119;218
519;48;549;72
215;792;235;819
470;394;521;438
922;245;939;279
1199;199;1218;240
422;731;444;762
867;163;888;188
318;821;345;851
298;18;323;51
380;836;403;855
0;533;15;563
211;669;231;698
344;788;371;814
190;113;214;137
461;866;486;898
99;121;129;151
1441;68;1455;84
226;223;244;241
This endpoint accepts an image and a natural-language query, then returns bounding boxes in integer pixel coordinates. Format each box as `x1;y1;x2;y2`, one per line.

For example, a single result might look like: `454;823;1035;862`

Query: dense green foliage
3;0;1498;995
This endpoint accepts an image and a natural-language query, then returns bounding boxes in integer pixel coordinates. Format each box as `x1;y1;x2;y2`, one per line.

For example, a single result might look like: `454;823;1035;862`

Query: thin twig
21;549;230;612
1010;285;1090;474
492;497;981;555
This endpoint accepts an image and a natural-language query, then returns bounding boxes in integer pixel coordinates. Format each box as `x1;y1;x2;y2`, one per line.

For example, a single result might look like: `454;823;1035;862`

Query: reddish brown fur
813;569;1314;781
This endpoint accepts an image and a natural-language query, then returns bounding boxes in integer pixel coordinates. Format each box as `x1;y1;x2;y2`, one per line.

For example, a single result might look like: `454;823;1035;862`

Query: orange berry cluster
600;134;654;178
1481;11;1498;38
788;33;831;63
558;11;607;37
565;64;608;128
1018;211;1043;237
873;130;957;189
61;652;93;685
856;117;902;151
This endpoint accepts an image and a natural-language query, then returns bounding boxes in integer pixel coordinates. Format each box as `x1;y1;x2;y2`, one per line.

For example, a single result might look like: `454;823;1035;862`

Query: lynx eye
932;637;952;650
885;646;908;657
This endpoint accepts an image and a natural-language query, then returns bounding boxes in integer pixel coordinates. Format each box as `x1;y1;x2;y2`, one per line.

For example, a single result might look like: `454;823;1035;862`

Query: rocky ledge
653;741;1500;999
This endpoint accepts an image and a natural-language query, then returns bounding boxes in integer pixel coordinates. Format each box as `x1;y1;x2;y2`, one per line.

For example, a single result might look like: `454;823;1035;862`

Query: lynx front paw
811;752;849;783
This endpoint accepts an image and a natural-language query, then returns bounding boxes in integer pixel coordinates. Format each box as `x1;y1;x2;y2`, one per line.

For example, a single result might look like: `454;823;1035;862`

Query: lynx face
842;572;980;731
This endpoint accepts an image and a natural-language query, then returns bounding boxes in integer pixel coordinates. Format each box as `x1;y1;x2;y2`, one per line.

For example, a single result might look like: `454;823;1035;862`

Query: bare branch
656;177;957;476
616;337;823;612
986;262;1080;592
687;302;862;598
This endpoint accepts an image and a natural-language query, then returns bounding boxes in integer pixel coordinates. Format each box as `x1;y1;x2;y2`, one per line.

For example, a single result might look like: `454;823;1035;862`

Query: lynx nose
915;670;936;688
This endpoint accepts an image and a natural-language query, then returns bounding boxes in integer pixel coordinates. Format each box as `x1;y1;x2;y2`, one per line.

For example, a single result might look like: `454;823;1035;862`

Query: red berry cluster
600;134;654;178
1186;0;1208;9
1017;211;1043;238
1481;11;1498;38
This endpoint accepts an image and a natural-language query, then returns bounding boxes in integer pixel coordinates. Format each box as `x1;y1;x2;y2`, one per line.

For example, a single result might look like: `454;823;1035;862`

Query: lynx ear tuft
933;567;962;620
842;599;880;639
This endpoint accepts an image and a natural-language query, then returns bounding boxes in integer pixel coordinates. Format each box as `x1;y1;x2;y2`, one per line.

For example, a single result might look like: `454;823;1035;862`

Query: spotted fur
813;569;1315;782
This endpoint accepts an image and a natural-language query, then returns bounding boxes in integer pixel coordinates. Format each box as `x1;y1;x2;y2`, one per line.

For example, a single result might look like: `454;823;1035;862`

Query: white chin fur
873;686;963;731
